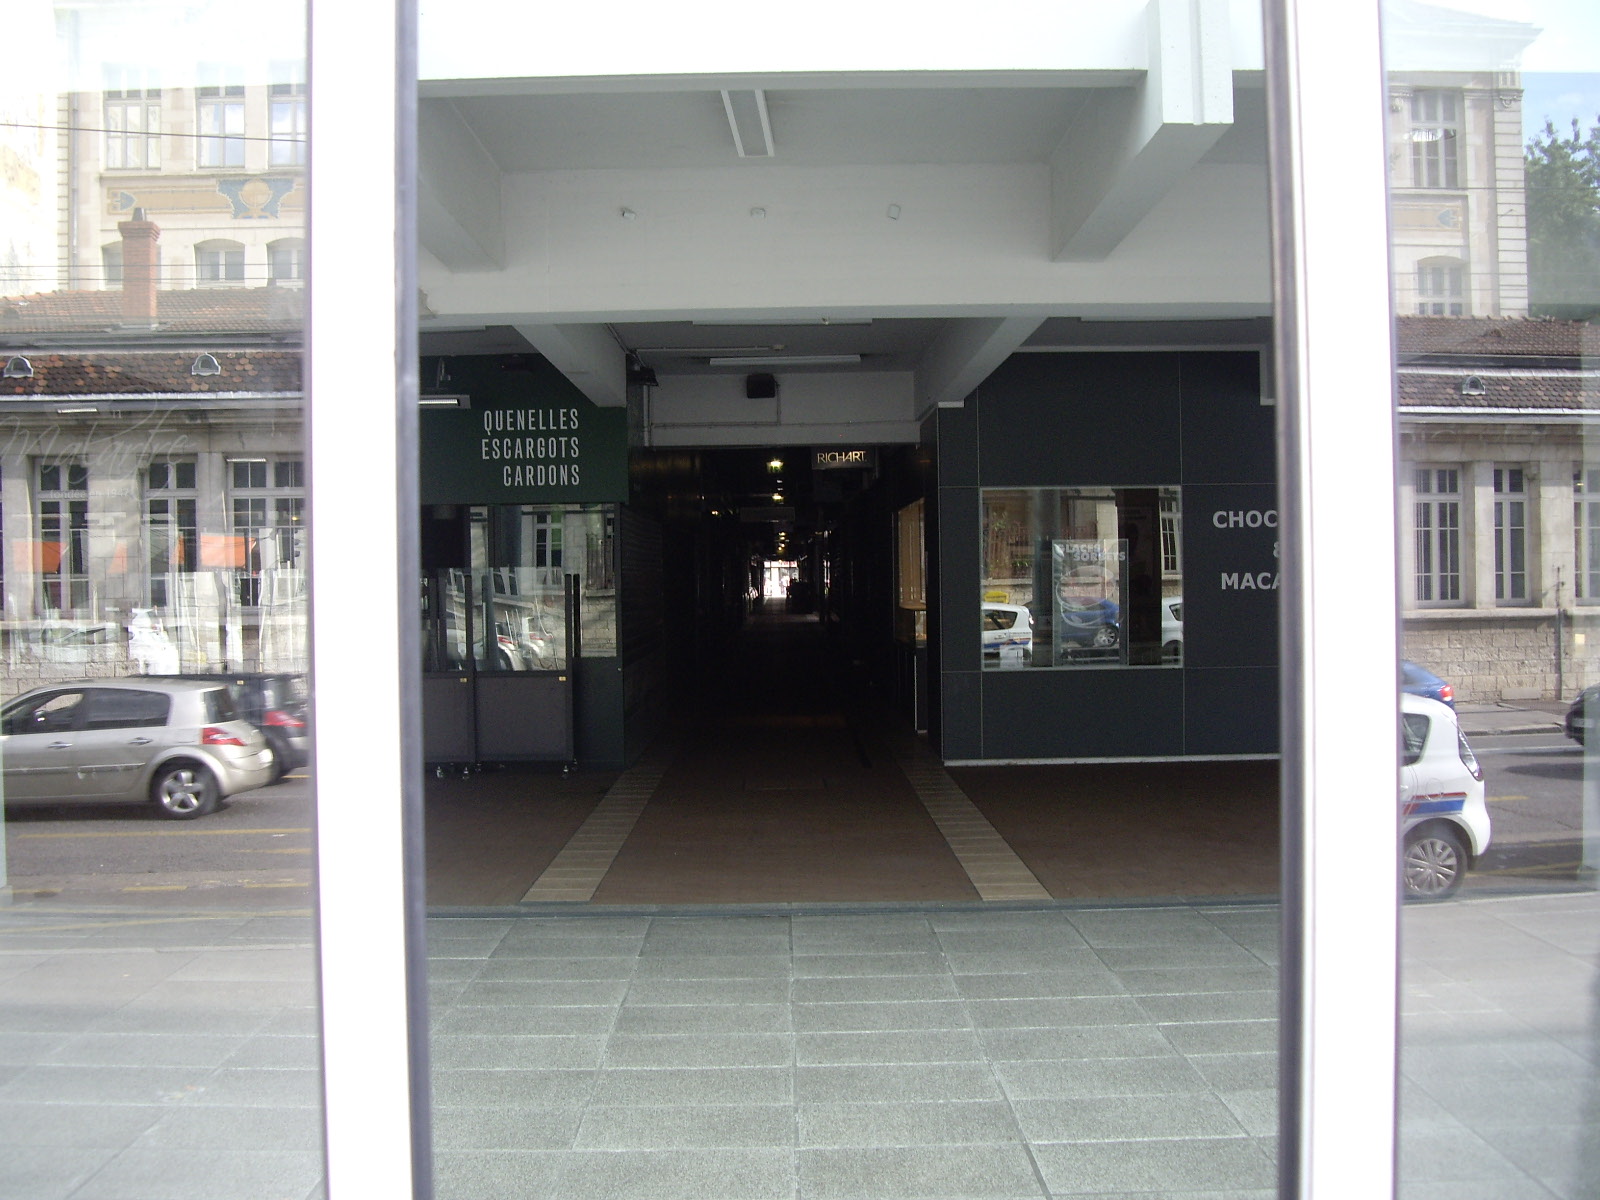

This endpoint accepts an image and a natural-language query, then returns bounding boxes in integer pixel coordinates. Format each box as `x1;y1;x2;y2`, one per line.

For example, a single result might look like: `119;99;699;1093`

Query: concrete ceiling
415;1;1269;443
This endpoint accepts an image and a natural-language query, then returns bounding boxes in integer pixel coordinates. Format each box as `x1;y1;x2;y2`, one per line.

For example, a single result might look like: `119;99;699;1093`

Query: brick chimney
117;209;160;325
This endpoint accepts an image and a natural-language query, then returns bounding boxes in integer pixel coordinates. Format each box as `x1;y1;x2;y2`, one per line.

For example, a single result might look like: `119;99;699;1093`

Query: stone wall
1402;610;1600;702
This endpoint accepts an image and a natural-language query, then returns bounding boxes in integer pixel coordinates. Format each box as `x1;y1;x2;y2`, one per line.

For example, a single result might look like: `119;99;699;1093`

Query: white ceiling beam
1049;0;1234;261
914;316;1046;416
512;323;628;407
417;98;505;270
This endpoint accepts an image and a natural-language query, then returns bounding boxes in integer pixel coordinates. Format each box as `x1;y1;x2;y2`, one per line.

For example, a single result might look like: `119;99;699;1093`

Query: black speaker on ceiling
745;373;777;400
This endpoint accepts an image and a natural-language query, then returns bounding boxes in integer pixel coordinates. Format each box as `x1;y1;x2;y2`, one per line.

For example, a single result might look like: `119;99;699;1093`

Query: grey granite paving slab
797;1062;1003;1105
433;1005;618;1037
430;1067;597;1108
792;1000;971;1033
131;1103;326;1150
1183;1052;1279;1091
791;974;962;1004
952;969;1127;1001
1012;1093;1248;1143
1136;990;1278;1023
0;1100;163;1147
797;1143;1043;1200
1157;1019;1278;1055
575;1103;794;1149
632;954;791;980
431;1105;585;1151
798;1099;1019;1148
455;979;630;1007
977;1023;1174;1062
791;953;949;977
1112;965;1279;995
45;1033;248;1069
994;1055;1210;1101
474;956;637;981
602;1032;794;1069
432;1149;564;1200
431;1034;606;1070
611;1002;793;1036
1033;1136;1276;1193
589;1066;794;1107
553;1147;795;1200
0;1063;213;1106
0;1146;108;1200
795;1029;987;1066
67;1147;325;1200
624;977;791;1006
965;996;1150;1029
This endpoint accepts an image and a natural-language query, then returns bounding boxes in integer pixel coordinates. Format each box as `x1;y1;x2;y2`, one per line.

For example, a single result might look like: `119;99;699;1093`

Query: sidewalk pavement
1453;698;1568;738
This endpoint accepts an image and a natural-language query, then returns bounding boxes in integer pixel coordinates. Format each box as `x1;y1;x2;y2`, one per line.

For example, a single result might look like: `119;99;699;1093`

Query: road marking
239;848;312;855
121;885;188;892
14;827;311;840
1486;794;1530;803
242;881;309;889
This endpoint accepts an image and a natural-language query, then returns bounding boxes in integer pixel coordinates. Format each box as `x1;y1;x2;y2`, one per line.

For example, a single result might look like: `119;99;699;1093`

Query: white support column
310;0;430;1196
1265;1;1399;1196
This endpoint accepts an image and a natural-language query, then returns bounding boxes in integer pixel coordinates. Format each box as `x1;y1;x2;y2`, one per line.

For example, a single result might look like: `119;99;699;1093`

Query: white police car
1400;692;1490;899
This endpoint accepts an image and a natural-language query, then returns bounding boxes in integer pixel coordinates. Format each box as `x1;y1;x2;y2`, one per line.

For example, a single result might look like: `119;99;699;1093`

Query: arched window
194;239;246;286
268;238;307;284
1416;256;1467;316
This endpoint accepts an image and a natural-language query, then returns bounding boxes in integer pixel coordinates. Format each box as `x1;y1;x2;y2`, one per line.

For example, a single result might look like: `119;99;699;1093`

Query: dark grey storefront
931;351;1277;762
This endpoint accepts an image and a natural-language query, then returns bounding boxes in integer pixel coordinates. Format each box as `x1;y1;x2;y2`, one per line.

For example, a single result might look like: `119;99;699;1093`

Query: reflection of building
63;68;306;291
1387;71;1528;318
1387;23;1600;701
1398;316;1600;700
0;217;304;688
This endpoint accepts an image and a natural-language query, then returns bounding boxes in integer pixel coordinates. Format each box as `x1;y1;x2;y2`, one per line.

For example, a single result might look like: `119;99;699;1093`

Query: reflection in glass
0;8;323;1196
1385;1;1600;1193
980;487;1182;669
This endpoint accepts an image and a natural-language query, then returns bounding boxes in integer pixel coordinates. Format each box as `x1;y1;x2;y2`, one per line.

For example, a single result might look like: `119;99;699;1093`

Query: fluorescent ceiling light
419;394;470;408
721;89;774;158
709;354;861;367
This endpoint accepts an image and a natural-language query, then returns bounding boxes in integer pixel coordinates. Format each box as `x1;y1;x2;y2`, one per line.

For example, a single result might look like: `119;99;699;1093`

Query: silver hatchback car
1;678;275;819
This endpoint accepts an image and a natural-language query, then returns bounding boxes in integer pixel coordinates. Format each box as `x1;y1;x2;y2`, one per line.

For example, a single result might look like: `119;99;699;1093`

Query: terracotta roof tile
0;287;303;336
1396;315;1600;360
0;351;301;397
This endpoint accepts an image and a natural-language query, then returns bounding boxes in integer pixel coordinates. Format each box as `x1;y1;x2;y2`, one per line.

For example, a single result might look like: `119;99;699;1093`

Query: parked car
1399;692;1490;899
1564;685;1598;746
160;673;309;782
1162;599;1183;662
1400;660;1455;709
981;602;1033;662
0;678;275;818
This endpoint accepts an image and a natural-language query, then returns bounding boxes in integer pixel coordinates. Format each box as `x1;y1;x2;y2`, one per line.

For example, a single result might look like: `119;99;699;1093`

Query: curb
1459;722;1563;737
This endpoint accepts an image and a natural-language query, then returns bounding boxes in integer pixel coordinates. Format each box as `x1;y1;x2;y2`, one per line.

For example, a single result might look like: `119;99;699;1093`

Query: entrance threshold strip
893;745;1051;902
519;748;675;903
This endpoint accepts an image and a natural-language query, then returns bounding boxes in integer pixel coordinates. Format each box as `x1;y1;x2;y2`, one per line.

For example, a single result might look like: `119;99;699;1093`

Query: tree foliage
1525;116;1600;321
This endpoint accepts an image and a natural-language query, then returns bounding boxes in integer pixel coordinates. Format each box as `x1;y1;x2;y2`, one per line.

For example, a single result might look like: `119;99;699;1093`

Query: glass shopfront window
980;487;1182;669
1;4;323;1198
1381;2;1600;1195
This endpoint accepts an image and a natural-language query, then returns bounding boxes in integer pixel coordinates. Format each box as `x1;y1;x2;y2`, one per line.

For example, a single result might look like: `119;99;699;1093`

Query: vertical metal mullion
1265;0;1401;1196
309;0;430;1196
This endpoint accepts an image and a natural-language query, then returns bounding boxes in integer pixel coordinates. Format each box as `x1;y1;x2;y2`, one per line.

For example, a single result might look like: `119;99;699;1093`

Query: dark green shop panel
1183;667;1280;755
941;672;984;760
973;354;1183;486
977;669;1185;760
937;487;982;673
1178;352;1275;485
